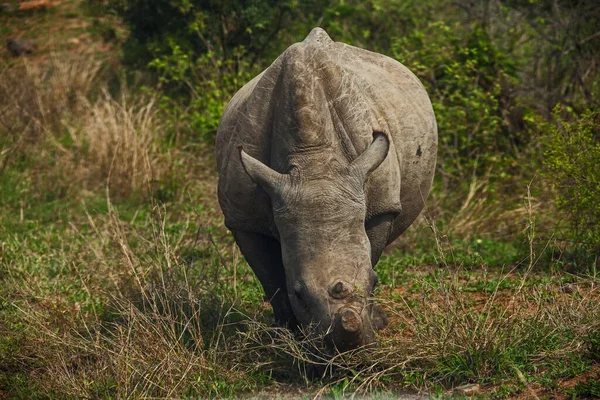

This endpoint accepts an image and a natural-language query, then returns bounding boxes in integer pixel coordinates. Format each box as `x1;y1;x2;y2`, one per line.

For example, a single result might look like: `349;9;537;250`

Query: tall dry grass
0;54;101;149
63;90;163;195
0;52;165;197
5;191;598;398
4;194;239;397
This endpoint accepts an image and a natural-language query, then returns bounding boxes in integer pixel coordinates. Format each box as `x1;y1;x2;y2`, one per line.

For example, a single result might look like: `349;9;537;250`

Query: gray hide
216;28;437;350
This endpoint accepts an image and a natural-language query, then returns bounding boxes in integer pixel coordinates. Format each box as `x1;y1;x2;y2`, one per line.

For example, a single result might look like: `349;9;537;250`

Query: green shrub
105;0;297;67
542;106;600;248
149;43;256;144
392;21;519;180
100;0;322;144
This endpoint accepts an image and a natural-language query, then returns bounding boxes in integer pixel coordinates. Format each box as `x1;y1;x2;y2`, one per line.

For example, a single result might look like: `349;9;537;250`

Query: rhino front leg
232;230;297;327
365;213;394;331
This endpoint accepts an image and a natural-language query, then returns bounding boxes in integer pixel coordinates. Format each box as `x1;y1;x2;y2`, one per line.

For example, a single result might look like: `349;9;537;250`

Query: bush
107;0;306;68
392;21;519;180
541;106;600;248
148;43;256;144
106;0;468;145
100;0;308;144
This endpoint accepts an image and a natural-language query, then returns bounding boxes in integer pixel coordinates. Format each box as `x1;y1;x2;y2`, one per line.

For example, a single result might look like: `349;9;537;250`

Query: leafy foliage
105;0;315;142
393;21;518;178
499;0;600;112
542;107;600;247
110;0;298;67
149;45;256;143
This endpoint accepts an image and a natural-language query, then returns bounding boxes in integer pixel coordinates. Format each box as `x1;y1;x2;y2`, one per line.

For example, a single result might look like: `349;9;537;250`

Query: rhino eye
369;270;379;289
293;281;308;309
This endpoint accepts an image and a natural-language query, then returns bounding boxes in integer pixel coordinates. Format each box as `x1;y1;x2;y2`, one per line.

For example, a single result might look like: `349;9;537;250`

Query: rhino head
239;133;390;350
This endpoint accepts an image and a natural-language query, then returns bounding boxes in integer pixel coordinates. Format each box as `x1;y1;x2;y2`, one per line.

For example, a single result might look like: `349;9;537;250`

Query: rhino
216;28;437;350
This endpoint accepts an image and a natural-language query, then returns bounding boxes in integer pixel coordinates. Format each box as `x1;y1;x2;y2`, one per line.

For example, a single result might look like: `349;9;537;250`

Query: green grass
0;165;598;398
566;378;600;398
2;155;599;398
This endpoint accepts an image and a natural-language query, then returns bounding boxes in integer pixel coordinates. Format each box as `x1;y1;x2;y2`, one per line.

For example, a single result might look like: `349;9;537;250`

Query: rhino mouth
289;279;389;351
327;303;387;351
329;307;371;351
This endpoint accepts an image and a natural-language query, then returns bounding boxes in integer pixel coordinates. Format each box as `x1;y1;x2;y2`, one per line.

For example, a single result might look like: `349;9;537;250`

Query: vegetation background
1;0;599;398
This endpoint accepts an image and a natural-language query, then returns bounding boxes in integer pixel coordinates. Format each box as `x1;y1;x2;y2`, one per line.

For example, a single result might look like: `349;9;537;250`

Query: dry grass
420;172;545;240
63;89;163;195
4;195;239;397
0;52;165;196
0;52;101;143
4;188;598;398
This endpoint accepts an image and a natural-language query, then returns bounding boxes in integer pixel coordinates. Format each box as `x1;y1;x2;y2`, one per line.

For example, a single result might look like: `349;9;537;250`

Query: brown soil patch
499;363;600;400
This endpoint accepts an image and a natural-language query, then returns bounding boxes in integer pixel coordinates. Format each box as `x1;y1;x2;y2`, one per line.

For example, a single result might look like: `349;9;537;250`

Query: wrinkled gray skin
216;28;437;350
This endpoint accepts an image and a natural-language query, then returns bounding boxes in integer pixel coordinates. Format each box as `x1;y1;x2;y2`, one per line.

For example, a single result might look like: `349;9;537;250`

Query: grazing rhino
216;28;437;350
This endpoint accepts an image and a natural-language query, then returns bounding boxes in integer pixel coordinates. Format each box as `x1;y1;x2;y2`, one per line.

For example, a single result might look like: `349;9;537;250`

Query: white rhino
216;28;437;350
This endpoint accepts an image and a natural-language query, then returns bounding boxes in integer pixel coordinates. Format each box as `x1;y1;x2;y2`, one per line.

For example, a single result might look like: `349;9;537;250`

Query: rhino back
216;28;437;241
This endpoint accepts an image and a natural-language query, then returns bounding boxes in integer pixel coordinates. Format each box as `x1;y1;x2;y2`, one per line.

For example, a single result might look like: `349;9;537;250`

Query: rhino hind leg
232;230;297;327
365;213;395;266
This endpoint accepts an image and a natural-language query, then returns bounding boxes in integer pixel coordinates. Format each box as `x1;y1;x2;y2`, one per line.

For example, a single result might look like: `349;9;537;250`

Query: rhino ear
351;132;389;182
239;147;289;196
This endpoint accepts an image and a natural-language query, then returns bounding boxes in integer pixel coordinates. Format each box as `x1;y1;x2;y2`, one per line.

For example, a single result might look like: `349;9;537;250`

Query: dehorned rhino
216;28;437;350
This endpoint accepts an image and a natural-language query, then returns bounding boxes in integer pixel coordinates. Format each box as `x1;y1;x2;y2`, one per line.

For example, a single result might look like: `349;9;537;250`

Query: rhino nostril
329;281;348;299
333;281;344;294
